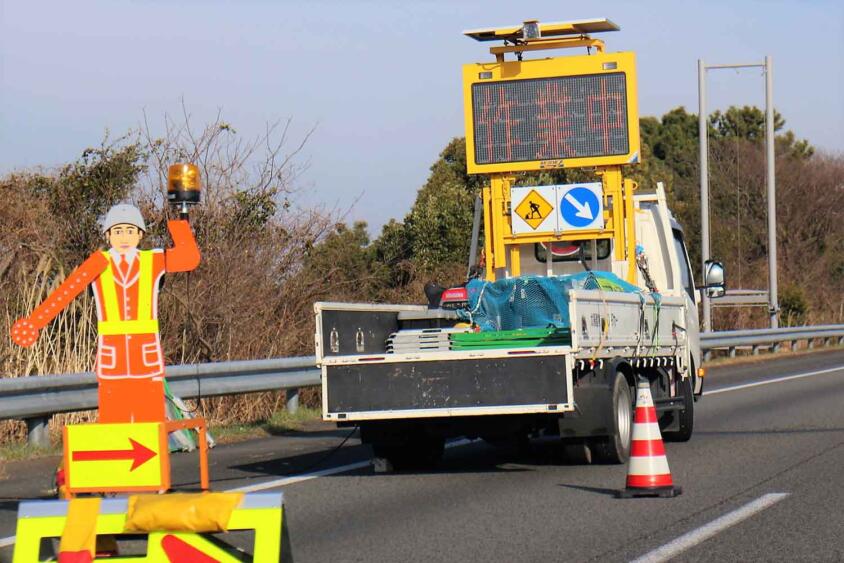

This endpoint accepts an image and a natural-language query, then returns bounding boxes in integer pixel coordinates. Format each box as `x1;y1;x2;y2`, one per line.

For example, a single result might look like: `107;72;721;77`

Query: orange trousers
97;378;165;423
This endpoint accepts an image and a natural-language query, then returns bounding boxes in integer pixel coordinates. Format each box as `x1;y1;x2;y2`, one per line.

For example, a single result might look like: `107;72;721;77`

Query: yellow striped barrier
13;492;286;562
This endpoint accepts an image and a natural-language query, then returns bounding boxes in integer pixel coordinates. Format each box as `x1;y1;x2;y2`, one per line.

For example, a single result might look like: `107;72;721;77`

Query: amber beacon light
167;163;202;216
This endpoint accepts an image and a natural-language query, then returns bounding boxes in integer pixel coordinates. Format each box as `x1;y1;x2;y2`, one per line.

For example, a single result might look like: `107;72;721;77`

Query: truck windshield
672;230;695;300
534;240;611;263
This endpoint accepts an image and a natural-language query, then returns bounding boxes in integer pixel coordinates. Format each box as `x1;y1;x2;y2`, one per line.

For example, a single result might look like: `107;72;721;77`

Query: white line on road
630;492;790;563
705;365;843;396
230;460;372;493
229;438;476;493
0;439;478;549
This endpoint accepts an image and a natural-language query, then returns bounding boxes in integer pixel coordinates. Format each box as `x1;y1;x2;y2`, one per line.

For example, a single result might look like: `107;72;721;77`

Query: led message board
463;52;640;173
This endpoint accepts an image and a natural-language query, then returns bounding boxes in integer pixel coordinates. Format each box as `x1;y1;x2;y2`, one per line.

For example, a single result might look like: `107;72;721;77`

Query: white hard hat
101;203;146;233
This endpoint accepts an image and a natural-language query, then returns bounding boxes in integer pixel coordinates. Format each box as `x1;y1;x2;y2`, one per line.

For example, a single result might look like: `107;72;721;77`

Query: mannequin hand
11;318;39;348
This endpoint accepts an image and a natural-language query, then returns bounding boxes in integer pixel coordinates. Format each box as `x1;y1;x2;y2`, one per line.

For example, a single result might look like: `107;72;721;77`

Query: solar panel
464;18;620;42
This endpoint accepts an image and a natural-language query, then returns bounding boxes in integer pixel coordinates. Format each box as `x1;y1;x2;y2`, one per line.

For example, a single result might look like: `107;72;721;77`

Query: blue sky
1;0;842;233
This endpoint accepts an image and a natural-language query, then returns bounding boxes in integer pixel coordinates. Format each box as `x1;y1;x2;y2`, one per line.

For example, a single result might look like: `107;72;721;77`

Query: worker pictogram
514;189;553;230
64;422;170;493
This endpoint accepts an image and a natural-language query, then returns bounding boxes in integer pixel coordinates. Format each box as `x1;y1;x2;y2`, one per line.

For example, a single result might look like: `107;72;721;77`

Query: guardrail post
729;346;736;358
838;336;844;346
791;340;798;351
807;338;815;350
26;416;51;448
703;350;712;362
286;387;299;414
772;343;780;353
752;345;760;355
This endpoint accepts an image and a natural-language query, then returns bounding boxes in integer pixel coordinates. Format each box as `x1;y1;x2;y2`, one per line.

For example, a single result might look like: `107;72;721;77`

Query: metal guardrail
700;325;844;358
2;325;842;446
0;357;320;446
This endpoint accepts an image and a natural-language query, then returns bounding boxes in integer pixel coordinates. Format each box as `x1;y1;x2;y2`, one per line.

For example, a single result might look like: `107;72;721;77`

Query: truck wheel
664;375;694;442
592;371;633;464
372;436;445;471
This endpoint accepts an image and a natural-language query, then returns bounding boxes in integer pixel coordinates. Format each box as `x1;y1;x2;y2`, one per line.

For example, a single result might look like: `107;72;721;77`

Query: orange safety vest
96;250;159;335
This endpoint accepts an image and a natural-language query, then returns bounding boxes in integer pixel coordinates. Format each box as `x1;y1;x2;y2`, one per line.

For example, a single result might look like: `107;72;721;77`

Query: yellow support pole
482;185;495;281
491;176;506;271
624;178;638;283
488;174;515;277
597;166;625;262
509;245;521;277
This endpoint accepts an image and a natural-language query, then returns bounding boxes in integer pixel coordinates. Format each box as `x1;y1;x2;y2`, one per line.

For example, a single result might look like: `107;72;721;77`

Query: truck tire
372;436;445;471
663;375;694;442
592;371;633;464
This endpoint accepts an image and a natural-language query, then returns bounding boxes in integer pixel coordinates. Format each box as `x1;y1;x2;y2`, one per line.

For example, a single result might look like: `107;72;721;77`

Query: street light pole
698;59;712;332
764;55;779;329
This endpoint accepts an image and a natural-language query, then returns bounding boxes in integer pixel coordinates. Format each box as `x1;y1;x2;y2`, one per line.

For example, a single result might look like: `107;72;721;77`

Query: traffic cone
618;378;682;498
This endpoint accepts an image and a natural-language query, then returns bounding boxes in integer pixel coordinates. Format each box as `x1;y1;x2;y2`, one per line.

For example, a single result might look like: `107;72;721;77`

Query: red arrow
72;438;157;471
161;534;220;562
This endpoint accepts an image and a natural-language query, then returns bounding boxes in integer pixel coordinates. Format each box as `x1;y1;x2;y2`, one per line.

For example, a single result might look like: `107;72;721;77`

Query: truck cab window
672;230;695;300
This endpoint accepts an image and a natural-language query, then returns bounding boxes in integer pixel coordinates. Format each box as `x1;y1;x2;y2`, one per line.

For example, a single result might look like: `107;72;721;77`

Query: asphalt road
1;349;843;562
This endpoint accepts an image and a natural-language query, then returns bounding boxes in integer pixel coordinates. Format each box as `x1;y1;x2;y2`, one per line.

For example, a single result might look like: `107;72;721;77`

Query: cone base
617;485;682;499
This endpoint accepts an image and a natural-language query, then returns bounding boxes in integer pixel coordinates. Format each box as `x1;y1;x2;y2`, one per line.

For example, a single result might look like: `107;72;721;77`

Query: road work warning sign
515;189;554;230
512;186;557;233
64;422;170;493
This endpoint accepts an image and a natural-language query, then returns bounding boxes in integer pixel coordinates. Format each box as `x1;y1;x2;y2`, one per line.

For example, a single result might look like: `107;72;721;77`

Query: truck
313;18;726;470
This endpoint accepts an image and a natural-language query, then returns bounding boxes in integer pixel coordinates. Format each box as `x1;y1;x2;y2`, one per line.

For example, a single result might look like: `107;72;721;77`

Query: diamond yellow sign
515;189;553;230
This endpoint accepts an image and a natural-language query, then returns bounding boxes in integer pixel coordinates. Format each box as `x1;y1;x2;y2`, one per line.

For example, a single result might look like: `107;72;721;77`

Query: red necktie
119;256;130;278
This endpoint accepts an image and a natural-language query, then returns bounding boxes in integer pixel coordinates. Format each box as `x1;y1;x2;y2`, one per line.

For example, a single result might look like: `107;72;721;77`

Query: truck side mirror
703;260;726;298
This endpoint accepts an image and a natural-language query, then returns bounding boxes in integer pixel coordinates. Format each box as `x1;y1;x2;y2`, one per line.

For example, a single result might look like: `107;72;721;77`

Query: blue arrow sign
560;185;603;230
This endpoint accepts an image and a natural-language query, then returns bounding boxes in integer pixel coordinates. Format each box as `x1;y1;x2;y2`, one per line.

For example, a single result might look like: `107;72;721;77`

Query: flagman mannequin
11;203;200;423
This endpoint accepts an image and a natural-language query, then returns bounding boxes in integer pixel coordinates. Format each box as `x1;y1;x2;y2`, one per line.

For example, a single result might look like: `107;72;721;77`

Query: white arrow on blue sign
559;183;604;231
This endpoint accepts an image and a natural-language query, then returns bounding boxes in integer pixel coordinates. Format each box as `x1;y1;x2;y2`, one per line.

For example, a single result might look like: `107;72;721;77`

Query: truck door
672;229;703;394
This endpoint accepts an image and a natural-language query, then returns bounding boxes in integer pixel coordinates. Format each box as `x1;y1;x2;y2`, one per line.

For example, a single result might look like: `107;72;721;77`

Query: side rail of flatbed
568;290;689;370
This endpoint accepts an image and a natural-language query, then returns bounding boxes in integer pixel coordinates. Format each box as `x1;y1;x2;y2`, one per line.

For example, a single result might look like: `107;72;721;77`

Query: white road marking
705;365;844;396
630;493;790;563
230;460;372;493
0;439;478;549
229;438;476;493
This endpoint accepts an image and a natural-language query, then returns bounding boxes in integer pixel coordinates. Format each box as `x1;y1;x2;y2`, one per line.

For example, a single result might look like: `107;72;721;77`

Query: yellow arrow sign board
64;422;170;494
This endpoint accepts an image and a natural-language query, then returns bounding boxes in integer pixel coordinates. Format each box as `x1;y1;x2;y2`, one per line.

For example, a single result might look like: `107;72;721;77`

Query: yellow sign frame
463;51;640;174
13;493;285;562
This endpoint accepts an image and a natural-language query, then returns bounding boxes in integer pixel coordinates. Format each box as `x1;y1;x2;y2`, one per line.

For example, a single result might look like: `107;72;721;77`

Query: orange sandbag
124;492;243;533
